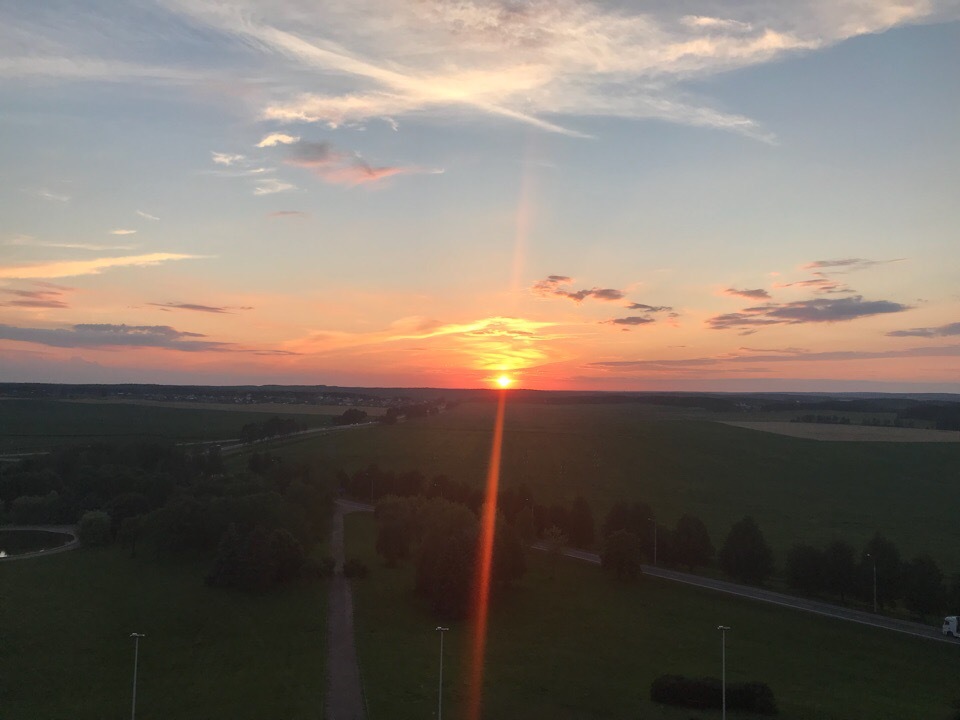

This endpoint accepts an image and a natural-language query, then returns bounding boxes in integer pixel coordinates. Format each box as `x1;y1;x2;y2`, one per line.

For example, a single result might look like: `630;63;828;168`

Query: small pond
0;529;73;557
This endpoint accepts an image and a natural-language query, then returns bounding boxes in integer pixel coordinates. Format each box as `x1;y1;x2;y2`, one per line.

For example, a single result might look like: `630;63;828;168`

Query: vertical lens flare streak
467;389;507;720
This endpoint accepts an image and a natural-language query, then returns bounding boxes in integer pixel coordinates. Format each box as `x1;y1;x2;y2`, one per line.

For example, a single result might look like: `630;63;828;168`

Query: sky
1;0;959;392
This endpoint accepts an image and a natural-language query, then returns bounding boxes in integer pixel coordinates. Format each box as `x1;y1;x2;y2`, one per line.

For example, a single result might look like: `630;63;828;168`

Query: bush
342;558;368;579
302;555;336;579
650;674;777;715
78;510;112;546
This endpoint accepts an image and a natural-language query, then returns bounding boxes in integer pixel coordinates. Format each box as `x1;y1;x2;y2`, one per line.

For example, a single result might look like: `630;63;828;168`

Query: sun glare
496;375;513;388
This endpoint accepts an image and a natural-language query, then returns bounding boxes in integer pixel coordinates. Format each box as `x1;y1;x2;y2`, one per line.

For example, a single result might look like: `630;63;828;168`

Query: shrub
650;674;777;715
302;554;336;579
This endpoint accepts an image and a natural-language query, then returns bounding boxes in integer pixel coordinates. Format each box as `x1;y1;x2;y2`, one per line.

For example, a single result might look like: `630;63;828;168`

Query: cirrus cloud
0;253;203;280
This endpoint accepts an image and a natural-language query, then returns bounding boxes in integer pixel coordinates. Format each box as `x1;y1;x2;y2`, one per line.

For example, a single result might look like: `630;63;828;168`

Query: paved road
534;543;956;644
0;525;79;562
325;501;369;720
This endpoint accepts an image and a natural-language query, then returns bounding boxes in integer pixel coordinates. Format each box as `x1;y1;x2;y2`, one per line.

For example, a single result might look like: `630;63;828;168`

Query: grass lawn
0;399;333;453
345;512;959;720
0;547;328;720
273;401;960;574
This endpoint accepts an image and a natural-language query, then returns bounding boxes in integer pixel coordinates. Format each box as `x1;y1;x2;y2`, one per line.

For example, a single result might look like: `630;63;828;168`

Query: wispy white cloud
256;132;300;147
3;236;135;251
253;178;296;195
136;210;160;221
0;56;198;83
0;253;203;280
211;151;245;166
110;229;137;235
167;0;953;140
36;189;70;202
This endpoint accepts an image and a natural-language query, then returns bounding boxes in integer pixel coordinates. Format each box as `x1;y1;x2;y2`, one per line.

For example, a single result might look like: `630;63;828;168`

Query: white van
943;616;959;638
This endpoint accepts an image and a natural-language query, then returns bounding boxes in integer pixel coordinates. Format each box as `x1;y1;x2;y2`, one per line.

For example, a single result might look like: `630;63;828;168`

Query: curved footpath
325;501;369;720
0;524;78;562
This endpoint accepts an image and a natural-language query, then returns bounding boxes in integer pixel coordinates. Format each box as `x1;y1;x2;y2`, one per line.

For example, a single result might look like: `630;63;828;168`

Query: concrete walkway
325;501;368;720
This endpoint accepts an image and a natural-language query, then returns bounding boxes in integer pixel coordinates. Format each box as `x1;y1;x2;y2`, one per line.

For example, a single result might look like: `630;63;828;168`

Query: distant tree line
334;408;369;426
240;416;308;444
0;441;335;592
337;465;960;618
338;464;596;550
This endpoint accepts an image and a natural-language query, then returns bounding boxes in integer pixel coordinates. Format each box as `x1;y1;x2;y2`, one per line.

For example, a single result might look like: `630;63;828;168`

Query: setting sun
496;375;513;388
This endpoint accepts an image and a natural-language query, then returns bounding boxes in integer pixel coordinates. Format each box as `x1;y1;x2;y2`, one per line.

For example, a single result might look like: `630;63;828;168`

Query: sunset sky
1;1;959;391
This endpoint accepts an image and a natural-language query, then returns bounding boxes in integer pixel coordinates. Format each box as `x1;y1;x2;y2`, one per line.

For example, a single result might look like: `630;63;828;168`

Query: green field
260;401;960;574
345;512;959;720
0;547;328;719
0;399;333;453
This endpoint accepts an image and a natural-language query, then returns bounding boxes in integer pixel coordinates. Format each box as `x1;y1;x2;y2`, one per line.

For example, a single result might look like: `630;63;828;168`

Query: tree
206;523;244;588
335;408;369;426
567;495;595;549
11;491;63;525
118;515;143;558
78;510;112;546
902;554;946;619
785;543;825;594
239;525;276;591
601;501;631;539
542;525;567;580
672;514;714;569
948;574;960;613
416;521;478;618
822;540;856;603
859;533;902;610
492;517;526;591
269;528;305;583
375;518;409;567
718;516;774;584
414;498;480;618
601;529;643;581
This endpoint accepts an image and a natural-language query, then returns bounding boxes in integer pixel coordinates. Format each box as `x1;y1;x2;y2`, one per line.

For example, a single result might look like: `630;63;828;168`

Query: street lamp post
129;632;145;720
436;626;449;720
867;553;877;613
718;626;730;720
648;518;657;566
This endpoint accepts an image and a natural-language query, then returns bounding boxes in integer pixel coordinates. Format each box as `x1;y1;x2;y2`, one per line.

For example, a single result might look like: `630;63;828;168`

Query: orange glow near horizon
496;374;513;388
467;389;507;720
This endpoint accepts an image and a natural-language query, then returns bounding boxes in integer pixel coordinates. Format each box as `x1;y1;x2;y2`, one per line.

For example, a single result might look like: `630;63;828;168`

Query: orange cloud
0;253;202;279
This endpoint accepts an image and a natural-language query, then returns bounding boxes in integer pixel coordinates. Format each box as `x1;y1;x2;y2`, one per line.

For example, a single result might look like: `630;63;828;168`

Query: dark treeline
1;443;334;592
339;464;595;550
373;494;525;618
240;416;308;443
785;533;960;619
341;464;960;618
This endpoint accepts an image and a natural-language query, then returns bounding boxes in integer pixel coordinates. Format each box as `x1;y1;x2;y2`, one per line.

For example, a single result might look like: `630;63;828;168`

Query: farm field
345;512;959;720
0;546;328;720
68;397;387;416
266;400;960;575
0;398;333;453
721;420;959;442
